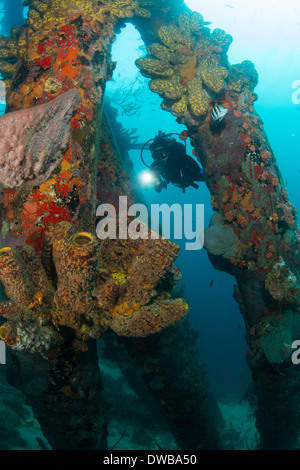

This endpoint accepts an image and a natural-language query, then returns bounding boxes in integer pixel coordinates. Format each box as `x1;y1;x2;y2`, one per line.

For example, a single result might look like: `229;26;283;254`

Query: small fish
209;280;214;287
204;21;212;25
210;105;228;125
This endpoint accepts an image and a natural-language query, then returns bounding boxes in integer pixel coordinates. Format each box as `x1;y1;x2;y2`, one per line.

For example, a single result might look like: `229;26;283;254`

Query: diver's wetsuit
149;139;204;192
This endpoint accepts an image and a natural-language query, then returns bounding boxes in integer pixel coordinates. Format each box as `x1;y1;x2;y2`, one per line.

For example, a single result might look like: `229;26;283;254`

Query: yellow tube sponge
0;220;188;351
0;244;56;342
51;221;76;262
54;232;98;318
0;247;33;309
0;301;19;320
0;322;18;347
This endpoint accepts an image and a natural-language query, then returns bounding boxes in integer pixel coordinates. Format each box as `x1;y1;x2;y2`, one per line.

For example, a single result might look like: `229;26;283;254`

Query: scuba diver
141;131;204;193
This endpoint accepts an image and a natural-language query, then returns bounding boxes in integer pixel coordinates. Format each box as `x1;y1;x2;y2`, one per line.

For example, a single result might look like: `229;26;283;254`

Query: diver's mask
151;146;169;162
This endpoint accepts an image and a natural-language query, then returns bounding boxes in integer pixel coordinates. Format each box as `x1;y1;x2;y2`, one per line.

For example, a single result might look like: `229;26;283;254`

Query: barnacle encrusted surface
135;11;232;118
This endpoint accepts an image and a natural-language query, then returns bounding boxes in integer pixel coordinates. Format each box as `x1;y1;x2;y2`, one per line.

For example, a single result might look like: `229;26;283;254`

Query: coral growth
97;111;135;208
265;257;299;305
205;92;298;272
229;60;258;94
0;221;187;353
0;29;26;79
0;0;156;254
0;89;80;188
0;0;118;248
22;0;151;35
135;11;231;118
204;213;239;259
249;310;300;364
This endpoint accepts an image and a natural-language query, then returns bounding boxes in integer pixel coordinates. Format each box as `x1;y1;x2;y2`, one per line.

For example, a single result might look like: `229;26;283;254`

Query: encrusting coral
2;0;300;450
0;0;121;250
0;0;212;451
135;7;300;390
0;0;188;357
0;0;157;256
135;11;231;118
96;111;135;208
0;0;153;119
265;257;299;305
204;212;239;260
0;28;26;80
247;310;300;365
0;220;188;354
